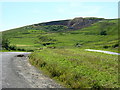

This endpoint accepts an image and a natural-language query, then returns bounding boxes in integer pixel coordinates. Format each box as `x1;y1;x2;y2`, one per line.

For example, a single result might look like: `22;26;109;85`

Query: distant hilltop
32;17;104;30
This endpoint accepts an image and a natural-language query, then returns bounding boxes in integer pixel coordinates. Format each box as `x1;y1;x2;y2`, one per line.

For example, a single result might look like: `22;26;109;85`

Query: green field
2;18;119;88
29;48;118;88
2;19;119;52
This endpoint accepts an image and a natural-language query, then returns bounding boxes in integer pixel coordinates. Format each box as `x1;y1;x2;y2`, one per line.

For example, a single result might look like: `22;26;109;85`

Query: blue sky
1;1;118;31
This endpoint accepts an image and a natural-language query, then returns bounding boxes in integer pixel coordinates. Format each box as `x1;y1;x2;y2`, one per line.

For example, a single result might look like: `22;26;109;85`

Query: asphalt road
1;52;62;88
85;49;120;55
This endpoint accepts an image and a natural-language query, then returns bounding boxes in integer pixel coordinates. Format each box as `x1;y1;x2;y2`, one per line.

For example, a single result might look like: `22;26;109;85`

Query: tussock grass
29;48;119;88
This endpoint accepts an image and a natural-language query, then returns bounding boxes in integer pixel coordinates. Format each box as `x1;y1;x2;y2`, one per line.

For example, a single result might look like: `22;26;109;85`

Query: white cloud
73;6;102;15
56;3;103;17
57;8;65;13
31;9;41;14
69;2;83;7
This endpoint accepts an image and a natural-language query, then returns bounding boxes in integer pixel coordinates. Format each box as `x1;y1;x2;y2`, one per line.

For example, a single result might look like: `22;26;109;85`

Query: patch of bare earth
13;54;63;88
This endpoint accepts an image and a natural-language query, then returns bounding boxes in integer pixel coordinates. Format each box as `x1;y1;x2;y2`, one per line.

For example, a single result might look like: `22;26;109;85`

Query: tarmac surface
1;52;62;88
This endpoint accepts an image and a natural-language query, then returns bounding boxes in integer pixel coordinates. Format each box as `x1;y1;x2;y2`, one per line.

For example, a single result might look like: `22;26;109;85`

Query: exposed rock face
34;17;104;30
67;17;102;30
41;20;69;26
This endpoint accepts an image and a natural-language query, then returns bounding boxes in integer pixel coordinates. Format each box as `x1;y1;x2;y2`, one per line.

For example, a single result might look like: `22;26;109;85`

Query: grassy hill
1;17;119;88
2;17;118;52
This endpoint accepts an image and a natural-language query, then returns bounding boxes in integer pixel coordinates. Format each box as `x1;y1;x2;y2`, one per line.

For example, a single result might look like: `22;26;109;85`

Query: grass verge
29;48;119;88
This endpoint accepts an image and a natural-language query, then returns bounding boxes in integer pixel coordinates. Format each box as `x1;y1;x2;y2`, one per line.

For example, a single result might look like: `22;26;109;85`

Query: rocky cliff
33;17;104;30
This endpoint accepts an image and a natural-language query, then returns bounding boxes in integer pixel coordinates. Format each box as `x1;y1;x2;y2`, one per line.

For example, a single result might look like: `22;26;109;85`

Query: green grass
0;49;29;52
2;19;119;52
2;18;119;88
29;48;119;88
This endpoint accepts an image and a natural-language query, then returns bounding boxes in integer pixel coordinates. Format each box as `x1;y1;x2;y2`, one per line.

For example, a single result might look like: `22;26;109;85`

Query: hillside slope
1;17;119;88
2;17;118;52
33;17;103;30
2;17;103;35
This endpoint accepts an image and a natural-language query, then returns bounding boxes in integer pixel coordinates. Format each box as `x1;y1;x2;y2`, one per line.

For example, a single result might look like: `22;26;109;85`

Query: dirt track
1;52;63;88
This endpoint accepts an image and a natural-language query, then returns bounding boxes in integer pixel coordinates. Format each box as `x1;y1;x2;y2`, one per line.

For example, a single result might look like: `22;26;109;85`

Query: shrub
100;31;107;35
112;44;119;48
103;45;109;49
9;45;17;50
2;38;10;50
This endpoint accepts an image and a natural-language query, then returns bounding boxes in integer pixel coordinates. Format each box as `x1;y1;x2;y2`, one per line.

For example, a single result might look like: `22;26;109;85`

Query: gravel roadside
13;53;63;88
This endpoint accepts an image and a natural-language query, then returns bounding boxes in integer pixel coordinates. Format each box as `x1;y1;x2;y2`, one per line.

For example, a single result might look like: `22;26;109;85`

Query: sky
0;0;119;31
